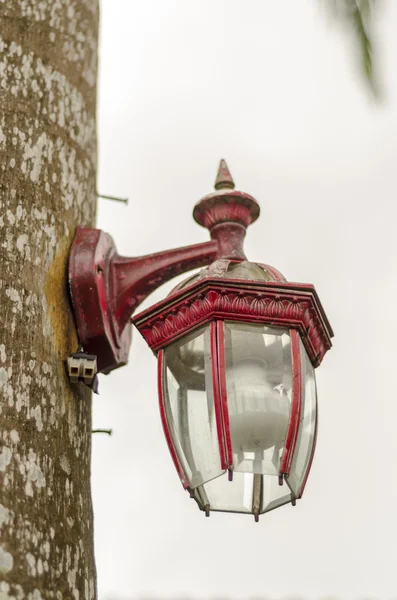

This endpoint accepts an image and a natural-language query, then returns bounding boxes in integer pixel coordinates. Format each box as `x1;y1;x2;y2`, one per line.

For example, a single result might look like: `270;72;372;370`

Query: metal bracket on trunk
68;227;217;374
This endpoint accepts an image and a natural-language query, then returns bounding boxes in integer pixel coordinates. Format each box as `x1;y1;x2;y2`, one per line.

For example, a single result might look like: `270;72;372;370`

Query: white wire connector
67;350;99;393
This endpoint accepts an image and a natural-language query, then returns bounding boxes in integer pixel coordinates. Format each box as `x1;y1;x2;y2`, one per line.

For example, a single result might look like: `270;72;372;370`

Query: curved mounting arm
111;240;218;335
68;227;217;374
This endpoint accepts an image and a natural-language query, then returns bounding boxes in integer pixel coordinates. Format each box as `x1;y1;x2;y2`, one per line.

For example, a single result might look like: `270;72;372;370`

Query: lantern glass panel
194;472;254;514
286;339;317;497
163;326;224;489
192;472;291;515
224;322;293;475
261;476;292;513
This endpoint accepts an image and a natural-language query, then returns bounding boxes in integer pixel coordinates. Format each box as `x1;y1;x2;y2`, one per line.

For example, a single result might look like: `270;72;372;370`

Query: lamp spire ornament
214;158;235;190
193;159;259;261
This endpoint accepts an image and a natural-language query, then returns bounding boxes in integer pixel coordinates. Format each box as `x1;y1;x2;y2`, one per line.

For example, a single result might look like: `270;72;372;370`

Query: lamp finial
214;159;235;190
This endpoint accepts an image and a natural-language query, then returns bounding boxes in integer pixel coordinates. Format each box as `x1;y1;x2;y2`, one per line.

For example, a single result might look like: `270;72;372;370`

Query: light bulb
227;358;290;452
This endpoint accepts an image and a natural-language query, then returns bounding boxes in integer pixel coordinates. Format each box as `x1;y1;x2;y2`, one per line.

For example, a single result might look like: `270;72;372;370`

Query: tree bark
0;1;99;597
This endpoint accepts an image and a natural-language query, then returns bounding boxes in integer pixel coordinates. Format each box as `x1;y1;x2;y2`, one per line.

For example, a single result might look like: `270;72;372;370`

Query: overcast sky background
91;1;397;598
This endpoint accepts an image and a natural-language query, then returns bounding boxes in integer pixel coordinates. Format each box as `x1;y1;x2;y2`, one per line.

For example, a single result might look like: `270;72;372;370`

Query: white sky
92;1;397;598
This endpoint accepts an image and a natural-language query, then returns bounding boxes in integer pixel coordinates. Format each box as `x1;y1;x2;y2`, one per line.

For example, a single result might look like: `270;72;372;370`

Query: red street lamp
69;160;333;521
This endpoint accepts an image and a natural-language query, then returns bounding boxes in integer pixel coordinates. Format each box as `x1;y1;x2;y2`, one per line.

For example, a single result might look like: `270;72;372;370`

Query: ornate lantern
132;161;333;520
68;160;333;521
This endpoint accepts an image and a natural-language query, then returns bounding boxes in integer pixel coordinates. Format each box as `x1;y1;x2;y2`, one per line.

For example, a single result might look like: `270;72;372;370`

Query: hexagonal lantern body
133;167;333;521
69;159;333;520
134;271;332;518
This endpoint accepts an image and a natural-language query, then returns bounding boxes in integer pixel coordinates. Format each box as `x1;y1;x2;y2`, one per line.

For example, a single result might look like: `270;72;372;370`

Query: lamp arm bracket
68;226;217;373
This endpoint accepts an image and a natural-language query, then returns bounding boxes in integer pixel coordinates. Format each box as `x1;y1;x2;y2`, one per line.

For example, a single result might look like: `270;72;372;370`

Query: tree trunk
0;1;99;597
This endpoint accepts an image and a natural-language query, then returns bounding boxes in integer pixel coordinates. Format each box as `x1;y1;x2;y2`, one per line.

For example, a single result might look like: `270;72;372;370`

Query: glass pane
224;322;293;476
286;339;317;497
163;326;224;489
193;472;254;514
192;472;291;515
261;476;291;514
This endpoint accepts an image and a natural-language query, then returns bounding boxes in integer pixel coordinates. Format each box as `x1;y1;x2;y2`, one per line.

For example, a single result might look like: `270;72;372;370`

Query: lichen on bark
0;1;99;597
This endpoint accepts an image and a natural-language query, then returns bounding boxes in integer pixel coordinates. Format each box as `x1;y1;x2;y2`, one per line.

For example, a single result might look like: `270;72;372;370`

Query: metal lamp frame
68;159;333;514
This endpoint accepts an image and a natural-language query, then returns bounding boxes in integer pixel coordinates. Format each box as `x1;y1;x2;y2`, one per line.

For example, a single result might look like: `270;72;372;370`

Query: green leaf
323;0;379;96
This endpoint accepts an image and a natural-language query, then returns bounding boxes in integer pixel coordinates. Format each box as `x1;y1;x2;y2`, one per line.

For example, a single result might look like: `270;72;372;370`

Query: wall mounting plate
68;227;131;374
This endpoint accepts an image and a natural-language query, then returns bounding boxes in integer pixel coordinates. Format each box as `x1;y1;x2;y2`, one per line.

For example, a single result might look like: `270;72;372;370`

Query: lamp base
68;227;131;374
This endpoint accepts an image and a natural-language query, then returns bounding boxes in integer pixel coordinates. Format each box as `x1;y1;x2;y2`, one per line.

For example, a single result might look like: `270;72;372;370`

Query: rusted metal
132;278;333;367
214;158;235;190
216;320;233;469
280;330;303;476
157;350;190;489
69;160;265;372
97;193;129;204
92;429;113;435
252;474;262;522
68;228;217;373
193;189;259;261
194;160;259;261
210;321;228;470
